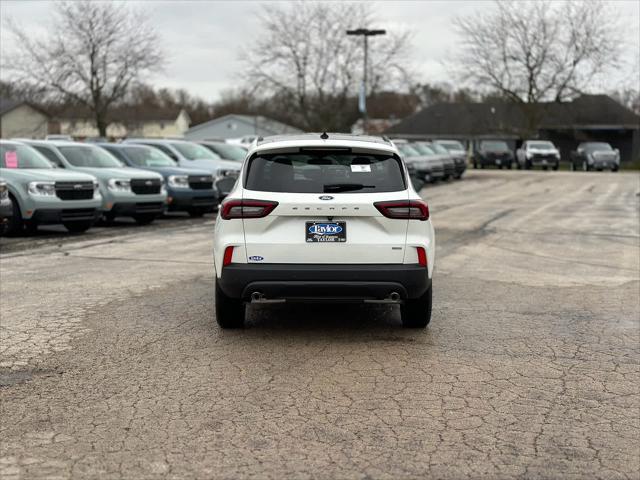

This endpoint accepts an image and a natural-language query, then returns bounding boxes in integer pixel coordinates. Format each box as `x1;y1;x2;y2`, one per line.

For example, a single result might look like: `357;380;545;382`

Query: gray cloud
1;0;638;102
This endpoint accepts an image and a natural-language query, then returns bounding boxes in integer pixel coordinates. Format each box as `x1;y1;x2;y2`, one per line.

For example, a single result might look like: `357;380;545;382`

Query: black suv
474;140;514;169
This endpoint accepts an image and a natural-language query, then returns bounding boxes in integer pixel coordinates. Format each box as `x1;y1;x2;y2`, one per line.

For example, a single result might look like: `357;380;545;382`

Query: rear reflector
374;200;429;220
221;199;279;219
223;246;234;266
416;247;427;267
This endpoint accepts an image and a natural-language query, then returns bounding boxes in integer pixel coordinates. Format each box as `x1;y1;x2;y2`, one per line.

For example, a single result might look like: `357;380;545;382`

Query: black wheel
133;213;156;225
5;196;24;235
542;166;548;171
525;160;532;170
498;164;503;169
215;281;245;329
401;285;432;328
480;163;485;169
506;162;512;170
552;163;559;171
473;160;478;169
612;166;619;172
188;208;205;218
103;212;116;224
63;220;93;233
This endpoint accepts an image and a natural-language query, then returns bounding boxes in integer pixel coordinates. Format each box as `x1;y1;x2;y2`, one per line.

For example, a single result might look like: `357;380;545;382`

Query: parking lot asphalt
1;170;639;479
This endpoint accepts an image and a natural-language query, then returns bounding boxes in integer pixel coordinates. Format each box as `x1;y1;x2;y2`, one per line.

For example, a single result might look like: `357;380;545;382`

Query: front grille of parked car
55;181;94;200
134;202;164;212
188;175;214;190
593;152;616;160
59;208;96;220
131;178;162;195
215;176;237;196
191;196;217;206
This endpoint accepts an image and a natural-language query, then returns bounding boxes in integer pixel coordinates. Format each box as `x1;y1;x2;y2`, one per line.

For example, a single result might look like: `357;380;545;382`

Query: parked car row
0;138;244;236
470;139;620;172
392;139;467;187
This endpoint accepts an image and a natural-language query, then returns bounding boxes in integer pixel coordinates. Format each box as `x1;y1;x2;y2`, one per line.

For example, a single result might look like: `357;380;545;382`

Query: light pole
346;28;386;135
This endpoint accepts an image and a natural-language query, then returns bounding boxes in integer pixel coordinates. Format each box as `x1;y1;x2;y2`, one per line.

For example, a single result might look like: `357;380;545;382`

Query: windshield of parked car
583;143;613;151
171;142;220;160
528;141;554;150
411;143;436;156
430;144;449;155
122;146;176;167
396;143;421;158
0;144;54;169
58;146;123;168
438;141;465;151
245;151;406;193
481;141;509;151
204;143;245;162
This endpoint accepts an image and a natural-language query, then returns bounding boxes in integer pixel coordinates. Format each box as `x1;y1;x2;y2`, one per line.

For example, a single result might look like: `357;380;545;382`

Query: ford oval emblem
319;195;334;200
308;223;342;235
249;256;264;261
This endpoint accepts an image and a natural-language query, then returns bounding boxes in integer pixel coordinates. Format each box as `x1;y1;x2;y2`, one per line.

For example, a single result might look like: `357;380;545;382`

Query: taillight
416;247;427;267
220;199;278;219
374;200;429;220
223;246;234;266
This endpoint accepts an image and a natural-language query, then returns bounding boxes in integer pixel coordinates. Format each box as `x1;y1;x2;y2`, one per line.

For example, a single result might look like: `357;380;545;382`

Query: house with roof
386;95;640;162
51;105;191;139
0;98;50;139
184;114;303;141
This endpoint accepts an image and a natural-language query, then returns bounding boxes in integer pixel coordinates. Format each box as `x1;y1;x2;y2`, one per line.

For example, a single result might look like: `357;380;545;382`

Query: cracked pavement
1;170;639;479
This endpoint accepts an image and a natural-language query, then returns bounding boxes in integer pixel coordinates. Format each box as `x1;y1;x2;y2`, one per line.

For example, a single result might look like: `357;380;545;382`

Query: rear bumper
218;263;431;301
32;208;100;224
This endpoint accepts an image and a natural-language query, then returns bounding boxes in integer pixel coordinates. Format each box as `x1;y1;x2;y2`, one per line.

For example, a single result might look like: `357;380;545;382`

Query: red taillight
416;247;427;267
223;246;234;266
374;200;429;221
220;199;279;219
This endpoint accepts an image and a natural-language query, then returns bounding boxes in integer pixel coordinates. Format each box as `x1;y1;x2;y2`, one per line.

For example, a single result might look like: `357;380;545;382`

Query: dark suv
474;140;514;169
570;142;620;172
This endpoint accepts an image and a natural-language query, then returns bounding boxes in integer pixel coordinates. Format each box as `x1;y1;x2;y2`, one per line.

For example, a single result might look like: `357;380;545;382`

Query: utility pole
346;28;386;135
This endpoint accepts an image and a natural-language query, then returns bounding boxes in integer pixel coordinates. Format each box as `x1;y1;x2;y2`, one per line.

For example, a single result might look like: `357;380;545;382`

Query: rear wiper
323;183;375;193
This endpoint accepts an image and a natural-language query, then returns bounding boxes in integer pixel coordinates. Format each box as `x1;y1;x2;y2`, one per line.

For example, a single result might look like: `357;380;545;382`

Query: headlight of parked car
167;175;189;189
28;181;56;197
107;178;131;192
0;182;8;199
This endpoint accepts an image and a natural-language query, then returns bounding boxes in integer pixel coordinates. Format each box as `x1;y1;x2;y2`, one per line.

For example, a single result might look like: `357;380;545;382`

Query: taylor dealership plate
305;221;347;243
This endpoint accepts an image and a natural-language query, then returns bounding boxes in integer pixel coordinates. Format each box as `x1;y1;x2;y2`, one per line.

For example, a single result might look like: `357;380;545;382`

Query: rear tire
133;213;156;225
63;220;93;233
552;163;559;171
188;208;205;218
401;285;432;328
612;166;619;172
215;281;245;329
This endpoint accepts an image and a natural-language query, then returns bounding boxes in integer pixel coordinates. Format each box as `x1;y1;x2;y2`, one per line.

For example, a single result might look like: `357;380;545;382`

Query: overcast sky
1;0;638;102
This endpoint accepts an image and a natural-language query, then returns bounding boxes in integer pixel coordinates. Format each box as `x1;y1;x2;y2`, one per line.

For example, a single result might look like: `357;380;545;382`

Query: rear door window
245;151;405;193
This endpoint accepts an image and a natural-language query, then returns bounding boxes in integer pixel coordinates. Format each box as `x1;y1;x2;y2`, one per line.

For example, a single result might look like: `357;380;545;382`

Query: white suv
213;134;436;328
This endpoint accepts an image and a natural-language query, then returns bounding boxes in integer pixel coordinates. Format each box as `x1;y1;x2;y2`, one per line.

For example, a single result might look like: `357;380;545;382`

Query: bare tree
452;0;625;137
243;2;414;131
453;0;623;105
3;1;163;136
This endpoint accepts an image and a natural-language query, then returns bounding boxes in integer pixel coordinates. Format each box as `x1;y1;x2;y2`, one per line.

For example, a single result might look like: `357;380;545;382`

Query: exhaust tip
389;292;401;302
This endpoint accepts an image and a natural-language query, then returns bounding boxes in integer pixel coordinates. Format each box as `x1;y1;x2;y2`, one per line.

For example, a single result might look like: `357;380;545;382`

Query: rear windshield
481;141;509;151
245;151;406;193
584;143;612;151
